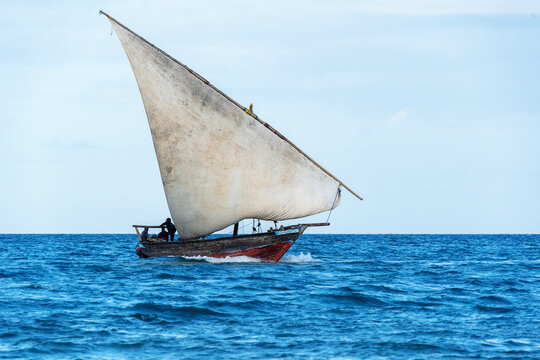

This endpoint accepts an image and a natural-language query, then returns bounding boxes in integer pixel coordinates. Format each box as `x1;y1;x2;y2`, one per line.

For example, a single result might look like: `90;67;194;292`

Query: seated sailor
140;227;150;241
157;226;168;240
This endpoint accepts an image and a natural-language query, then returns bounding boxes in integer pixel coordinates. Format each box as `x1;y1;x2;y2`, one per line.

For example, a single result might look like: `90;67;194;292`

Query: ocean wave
479;295;511;304
365;284;406;293
131;313;158;322
206;299;267;309
395;300;445;308
21;283;58;290
0;332;17;338
378;341;442;351
131;302;225;317
281;252;319;263
84;264;113;272
326;293;387;307
475;305;513;313
446;287;468;294
414;269;439;276
156;272;176;279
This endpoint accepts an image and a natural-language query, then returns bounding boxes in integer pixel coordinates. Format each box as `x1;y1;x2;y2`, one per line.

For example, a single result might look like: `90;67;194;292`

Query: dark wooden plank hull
135;225;310;262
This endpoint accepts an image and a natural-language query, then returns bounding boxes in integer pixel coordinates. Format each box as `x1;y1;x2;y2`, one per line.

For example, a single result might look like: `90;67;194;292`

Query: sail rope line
227;220;251;235
226;218;264;235
325;186;342;223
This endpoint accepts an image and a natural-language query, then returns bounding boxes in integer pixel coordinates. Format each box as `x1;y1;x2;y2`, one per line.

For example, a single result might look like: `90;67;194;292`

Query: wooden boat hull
135;224;320;262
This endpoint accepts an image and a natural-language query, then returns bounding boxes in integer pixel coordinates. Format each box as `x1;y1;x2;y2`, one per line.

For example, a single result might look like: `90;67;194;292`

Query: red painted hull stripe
137;240;294;262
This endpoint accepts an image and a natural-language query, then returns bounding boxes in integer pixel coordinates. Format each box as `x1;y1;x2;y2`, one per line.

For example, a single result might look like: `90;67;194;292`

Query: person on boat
157;226;168;240
140;227;149;241
160;218;176;242
246;103;253;115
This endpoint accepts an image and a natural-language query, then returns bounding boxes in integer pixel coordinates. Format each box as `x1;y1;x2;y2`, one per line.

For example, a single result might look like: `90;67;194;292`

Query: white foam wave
280;252;319;263
183;255;261;263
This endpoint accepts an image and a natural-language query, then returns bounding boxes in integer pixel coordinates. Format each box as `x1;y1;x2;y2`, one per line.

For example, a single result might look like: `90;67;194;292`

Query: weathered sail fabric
110;19;340;239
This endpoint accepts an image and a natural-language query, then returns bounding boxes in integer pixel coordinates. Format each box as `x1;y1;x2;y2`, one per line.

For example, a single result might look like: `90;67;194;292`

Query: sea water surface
0;234;539;359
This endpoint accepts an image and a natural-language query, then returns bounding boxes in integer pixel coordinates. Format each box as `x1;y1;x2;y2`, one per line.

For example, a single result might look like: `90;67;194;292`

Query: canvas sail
106;15;344;239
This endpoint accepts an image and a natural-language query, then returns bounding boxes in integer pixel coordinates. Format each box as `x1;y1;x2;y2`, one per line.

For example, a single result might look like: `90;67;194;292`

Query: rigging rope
227;220;251;235
325;186;341;223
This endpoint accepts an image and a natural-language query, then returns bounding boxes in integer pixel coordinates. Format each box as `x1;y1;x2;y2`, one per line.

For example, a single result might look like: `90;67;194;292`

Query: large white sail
106;15;343;239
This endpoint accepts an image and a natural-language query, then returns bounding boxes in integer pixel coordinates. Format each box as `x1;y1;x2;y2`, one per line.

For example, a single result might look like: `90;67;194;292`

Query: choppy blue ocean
0;234;539;359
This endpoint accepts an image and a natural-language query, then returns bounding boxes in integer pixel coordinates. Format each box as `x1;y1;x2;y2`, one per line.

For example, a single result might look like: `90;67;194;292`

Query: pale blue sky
1;1;539;233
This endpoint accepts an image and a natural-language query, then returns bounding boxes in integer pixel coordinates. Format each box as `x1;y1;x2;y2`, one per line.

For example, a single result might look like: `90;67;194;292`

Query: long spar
99;10;363;201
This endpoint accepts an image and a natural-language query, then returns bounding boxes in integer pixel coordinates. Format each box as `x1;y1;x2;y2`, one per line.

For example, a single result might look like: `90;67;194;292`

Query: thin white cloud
387;109;409;128
114;0;540;16
345;0;540;15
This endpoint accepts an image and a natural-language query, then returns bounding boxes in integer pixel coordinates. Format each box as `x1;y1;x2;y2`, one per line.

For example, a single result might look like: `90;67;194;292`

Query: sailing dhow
101;11;362;261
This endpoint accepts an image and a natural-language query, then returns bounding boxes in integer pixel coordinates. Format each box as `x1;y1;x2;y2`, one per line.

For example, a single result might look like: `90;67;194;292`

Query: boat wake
281;252;320;263
181;253;318;264
183;255;262;263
